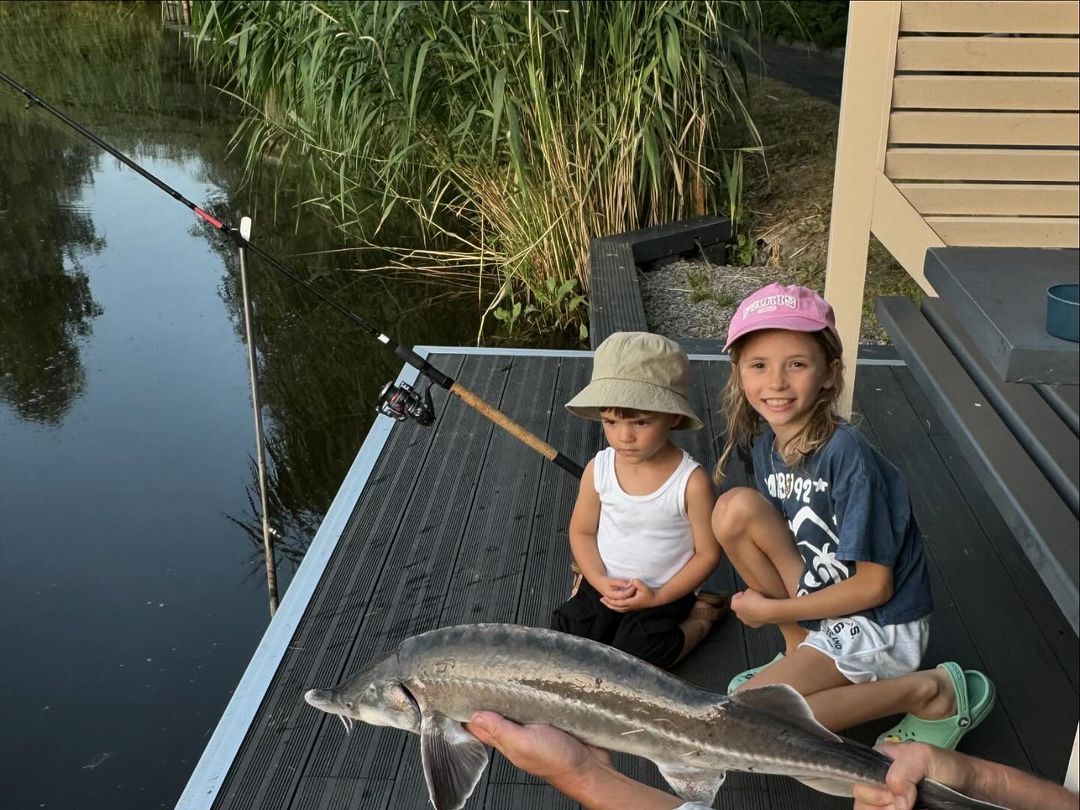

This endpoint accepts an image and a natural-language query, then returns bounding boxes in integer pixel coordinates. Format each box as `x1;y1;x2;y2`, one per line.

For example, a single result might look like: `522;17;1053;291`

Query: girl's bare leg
806;667;958;732
742;645;959;732
712;487;808;653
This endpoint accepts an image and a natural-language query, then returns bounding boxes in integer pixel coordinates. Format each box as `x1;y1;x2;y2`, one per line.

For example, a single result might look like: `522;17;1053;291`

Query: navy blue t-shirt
751;423;933;626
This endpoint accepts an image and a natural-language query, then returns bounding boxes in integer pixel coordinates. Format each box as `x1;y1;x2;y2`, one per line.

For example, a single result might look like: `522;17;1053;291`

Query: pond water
0;5;484;807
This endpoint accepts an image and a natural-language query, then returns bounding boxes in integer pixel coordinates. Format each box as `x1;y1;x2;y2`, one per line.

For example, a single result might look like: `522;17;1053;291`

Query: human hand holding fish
465;711;683;810
852;742;1076;810
303;624;1009;810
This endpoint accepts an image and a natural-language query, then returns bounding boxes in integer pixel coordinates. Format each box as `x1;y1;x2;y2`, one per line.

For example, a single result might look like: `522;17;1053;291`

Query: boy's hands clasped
598;578;656;612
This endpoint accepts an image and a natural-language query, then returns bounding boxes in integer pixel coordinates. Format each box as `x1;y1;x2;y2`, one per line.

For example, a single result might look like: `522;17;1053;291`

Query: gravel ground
638;258;794;342
640;257;891;345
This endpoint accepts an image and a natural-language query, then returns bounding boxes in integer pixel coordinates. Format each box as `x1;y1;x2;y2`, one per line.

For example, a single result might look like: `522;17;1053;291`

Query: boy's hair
599;407;668;421
714;328;846;484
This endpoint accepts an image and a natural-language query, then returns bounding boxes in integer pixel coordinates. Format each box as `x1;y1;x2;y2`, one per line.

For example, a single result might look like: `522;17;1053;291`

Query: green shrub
192;1;769;341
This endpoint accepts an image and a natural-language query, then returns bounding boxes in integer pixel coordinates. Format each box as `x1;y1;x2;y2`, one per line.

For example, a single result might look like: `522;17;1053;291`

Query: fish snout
304;688;333;709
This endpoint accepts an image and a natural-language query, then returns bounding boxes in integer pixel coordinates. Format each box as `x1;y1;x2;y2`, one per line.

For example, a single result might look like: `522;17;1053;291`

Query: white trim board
175;358;424;809
413;345;907;366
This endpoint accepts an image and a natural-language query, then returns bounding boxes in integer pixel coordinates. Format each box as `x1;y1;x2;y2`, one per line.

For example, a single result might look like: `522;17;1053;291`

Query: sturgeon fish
304;624;1004;810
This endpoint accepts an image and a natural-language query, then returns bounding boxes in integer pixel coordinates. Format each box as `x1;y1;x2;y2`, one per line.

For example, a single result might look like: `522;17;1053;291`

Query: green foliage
731;232;757;267
190;1;766;342
761;0;849;49
493;276;587;342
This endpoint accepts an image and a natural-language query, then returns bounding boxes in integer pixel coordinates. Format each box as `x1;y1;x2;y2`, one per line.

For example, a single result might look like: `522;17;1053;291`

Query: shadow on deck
193;349;1078;810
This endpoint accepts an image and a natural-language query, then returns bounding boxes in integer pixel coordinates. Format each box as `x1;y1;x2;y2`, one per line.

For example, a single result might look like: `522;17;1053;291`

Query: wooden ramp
179;348;1078;810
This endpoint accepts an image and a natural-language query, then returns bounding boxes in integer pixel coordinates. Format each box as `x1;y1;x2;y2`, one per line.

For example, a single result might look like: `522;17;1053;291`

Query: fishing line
0;70;584;479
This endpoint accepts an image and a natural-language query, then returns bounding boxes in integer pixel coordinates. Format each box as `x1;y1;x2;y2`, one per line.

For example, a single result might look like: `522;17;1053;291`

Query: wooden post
823;1;901;417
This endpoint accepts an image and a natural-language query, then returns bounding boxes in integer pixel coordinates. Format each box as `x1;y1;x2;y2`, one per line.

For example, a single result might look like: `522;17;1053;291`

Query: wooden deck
182;348;1078;810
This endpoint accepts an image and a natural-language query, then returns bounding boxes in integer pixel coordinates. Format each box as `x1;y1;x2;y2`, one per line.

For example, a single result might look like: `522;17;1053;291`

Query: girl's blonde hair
714;328;846;484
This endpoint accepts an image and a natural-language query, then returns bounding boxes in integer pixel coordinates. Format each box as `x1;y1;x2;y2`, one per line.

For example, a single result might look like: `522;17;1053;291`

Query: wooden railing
823;0;1079;415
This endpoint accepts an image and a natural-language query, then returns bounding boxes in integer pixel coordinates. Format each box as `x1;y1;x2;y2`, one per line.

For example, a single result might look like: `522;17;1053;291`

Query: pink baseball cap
724;283;840;351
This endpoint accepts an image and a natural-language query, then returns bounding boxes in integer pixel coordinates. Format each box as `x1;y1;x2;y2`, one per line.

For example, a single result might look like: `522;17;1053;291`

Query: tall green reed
192;1;768;342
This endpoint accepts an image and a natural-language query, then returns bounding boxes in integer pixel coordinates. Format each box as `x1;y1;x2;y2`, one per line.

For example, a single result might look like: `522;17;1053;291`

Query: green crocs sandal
726;652;784;693
875;662;995;750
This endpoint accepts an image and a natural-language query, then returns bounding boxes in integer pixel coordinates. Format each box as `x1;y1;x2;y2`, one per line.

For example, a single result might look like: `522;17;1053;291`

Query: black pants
550;580;697;670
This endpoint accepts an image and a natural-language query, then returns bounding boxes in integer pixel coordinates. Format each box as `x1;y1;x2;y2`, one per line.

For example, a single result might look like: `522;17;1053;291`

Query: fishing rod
0;70;584;479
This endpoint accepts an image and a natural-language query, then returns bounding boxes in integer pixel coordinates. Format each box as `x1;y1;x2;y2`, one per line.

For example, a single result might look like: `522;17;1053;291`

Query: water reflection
0;113;104;423
2;0;481;571
0;3;481;808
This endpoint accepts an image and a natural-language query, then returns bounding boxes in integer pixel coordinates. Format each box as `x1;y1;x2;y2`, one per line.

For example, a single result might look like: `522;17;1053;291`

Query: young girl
712;284;995;750
551;331;727;670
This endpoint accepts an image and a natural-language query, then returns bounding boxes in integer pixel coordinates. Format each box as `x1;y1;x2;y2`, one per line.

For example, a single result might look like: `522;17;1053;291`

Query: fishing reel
377;380;435;426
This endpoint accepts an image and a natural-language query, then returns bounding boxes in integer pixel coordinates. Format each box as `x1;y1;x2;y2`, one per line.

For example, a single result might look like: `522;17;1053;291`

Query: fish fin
916;778;1009;809
419;710;489;810
731;684;842;742
794;775;854;797
654;761;726;804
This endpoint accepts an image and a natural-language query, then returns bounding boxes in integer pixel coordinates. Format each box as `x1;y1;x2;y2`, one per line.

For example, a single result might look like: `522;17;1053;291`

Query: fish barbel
304;624;1005;810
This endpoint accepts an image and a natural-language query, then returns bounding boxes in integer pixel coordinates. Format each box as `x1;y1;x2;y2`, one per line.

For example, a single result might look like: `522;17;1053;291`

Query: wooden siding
824;0;1080;415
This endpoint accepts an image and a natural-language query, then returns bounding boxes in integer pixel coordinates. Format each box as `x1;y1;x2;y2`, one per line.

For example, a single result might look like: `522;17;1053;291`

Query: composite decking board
892;367;1080;692
860;366;1078;778
922;298;1079;515
294;352;472;794
1035;383;1080;436
284;355;474;805
212;356;469;810
487;356;601;789
343;353;513;810
853;367;1027;771
437;354;560;629
426;355;564;810
588;237;648;347
208;350;1078;810
877;296;1079;634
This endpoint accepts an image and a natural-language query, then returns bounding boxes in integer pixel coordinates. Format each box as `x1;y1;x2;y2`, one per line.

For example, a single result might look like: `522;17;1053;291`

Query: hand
597;576;636;602
855;741;1076;810
467;712;684;810
465;711;611;783
601;579;655;612
730;589;775;628
855;747;976;807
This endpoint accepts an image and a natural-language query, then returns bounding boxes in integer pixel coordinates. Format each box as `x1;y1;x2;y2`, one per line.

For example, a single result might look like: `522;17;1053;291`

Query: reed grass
192;1;770;341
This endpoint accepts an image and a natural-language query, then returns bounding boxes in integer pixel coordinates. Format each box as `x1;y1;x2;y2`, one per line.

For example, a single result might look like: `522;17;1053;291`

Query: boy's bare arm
747;561;893;625
651;468;722;605
568;460;607;587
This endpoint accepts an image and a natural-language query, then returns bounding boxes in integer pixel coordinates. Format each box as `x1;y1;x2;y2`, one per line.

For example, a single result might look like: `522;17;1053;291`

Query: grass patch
686;267;735;308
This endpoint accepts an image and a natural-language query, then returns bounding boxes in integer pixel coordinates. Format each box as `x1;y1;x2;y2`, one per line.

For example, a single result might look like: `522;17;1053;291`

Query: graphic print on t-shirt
766;470;851;596
791;505;850;595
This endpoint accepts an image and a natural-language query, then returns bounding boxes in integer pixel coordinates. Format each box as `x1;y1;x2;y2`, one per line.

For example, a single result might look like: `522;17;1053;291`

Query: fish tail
915;778;1008;810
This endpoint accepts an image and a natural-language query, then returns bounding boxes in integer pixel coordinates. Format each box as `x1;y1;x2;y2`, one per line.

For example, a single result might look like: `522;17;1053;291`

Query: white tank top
593;447;700;589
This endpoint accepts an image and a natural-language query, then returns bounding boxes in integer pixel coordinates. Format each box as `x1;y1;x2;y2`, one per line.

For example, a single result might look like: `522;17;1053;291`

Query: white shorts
800;615;930;684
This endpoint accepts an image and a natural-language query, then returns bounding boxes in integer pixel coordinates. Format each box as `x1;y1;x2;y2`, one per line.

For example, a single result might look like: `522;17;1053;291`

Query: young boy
550;331;727;669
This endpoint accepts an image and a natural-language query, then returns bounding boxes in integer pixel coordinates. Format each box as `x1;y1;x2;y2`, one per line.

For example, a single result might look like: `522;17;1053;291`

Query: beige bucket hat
566;331;703;431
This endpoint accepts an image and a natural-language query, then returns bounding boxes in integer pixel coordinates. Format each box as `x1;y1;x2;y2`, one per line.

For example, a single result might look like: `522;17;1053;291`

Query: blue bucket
1046;283;1079;343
